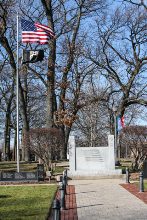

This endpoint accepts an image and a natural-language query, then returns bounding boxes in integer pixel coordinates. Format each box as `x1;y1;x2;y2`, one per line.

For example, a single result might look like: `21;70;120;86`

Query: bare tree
87;5;147;119
73;86;110;147
0;1;50;160
25;127;64;171
119;126;147;171
0;1;32;160
0;64;15;160
3;0;146;162
123;0;147;9
30;0;107;158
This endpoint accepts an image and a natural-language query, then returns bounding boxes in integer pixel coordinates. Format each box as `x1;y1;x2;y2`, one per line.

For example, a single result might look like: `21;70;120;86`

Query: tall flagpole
16;12;20;172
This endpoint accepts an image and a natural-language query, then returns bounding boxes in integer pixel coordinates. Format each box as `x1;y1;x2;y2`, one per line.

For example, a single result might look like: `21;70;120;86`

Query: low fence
125;168;145;192
50;169;68;220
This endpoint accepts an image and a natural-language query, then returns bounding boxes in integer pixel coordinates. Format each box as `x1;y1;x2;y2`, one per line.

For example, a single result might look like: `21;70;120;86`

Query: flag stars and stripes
21;19;37;32
21;19;55;44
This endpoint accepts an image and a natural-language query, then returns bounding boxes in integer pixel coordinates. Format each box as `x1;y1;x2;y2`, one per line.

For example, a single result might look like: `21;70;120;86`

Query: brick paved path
49;185;78;220
70;179;147;220
49;179;147;220
61;185;78;220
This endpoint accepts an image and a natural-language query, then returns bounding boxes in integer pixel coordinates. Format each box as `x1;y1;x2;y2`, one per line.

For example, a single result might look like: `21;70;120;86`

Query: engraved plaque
2;172;14;180
26;172;37;180
14;172;26;180
82;149;104;162
0;171;38;181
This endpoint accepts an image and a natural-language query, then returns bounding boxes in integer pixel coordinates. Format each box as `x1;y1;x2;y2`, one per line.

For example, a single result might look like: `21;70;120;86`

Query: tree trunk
19;69;30;161
46;39;56;128
132;156;139;171
4;111;11;161
40;1;56;128
60;126;71;160
13;129;17;161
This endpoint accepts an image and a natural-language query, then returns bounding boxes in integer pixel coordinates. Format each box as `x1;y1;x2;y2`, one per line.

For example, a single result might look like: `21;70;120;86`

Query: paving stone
70;179;147;220
49;179;147;220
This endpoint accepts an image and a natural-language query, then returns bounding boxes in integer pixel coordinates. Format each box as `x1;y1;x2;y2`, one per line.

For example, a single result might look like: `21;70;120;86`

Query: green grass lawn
0;185;57;220
120;159;132;167
144;182;147;190
52;166;65;175
0;161;38;172
142;180;147;190
116;159;133;173
0;161;68;174
134;180;147;191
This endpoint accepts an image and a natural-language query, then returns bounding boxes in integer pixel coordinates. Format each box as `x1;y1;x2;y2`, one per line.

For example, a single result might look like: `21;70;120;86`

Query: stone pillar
108;135;115;170
68;136;76;173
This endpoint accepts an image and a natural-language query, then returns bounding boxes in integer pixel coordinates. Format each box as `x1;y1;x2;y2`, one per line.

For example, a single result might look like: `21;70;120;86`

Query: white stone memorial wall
68;135;121;176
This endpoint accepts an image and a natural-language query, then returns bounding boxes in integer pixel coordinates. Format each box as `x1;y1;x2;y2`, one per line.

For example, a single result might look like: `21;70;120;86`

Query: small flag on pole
21;19;55;44
117;115;125;132
121;115;125;128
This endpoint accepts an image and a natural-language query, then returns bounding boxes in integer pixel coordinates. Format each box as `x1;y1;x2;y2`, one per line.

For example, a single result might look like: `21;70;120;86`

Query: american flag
21;19;55;44
117;115;125;132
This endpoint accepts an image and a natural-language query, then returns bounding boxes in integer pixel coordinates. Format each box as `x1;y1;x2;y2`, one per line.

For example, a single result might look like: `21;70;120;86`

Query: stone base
68;169;123;180
68;175;125;180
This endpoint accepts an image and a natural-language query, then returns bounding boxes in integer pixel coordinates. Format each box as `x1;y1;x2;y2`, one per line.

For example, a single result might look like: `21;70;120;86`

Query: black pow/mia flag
22;50;44;64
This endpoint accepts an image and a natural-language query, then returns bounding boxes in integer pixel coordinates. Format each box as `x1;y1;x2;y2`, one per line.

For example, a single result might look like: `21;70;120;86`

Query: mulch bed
49;185;78;220
121;183;147;204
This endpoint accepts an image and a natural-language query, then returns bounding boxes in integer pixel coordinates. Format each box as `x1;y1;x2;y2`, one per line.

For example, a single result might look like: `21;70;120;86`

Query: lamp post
113;107;117;164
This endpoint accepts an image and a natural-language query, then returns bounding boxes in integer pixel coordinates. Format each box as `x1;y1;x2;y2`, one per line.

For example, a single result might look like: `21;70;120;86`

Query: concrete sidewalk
70;179;147;220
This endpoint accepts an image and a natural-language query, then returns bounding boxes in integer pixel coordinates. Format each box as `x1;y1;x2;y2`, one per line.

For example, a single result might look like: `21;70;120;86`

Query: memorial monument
0;164;44;182
68;135;122;178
